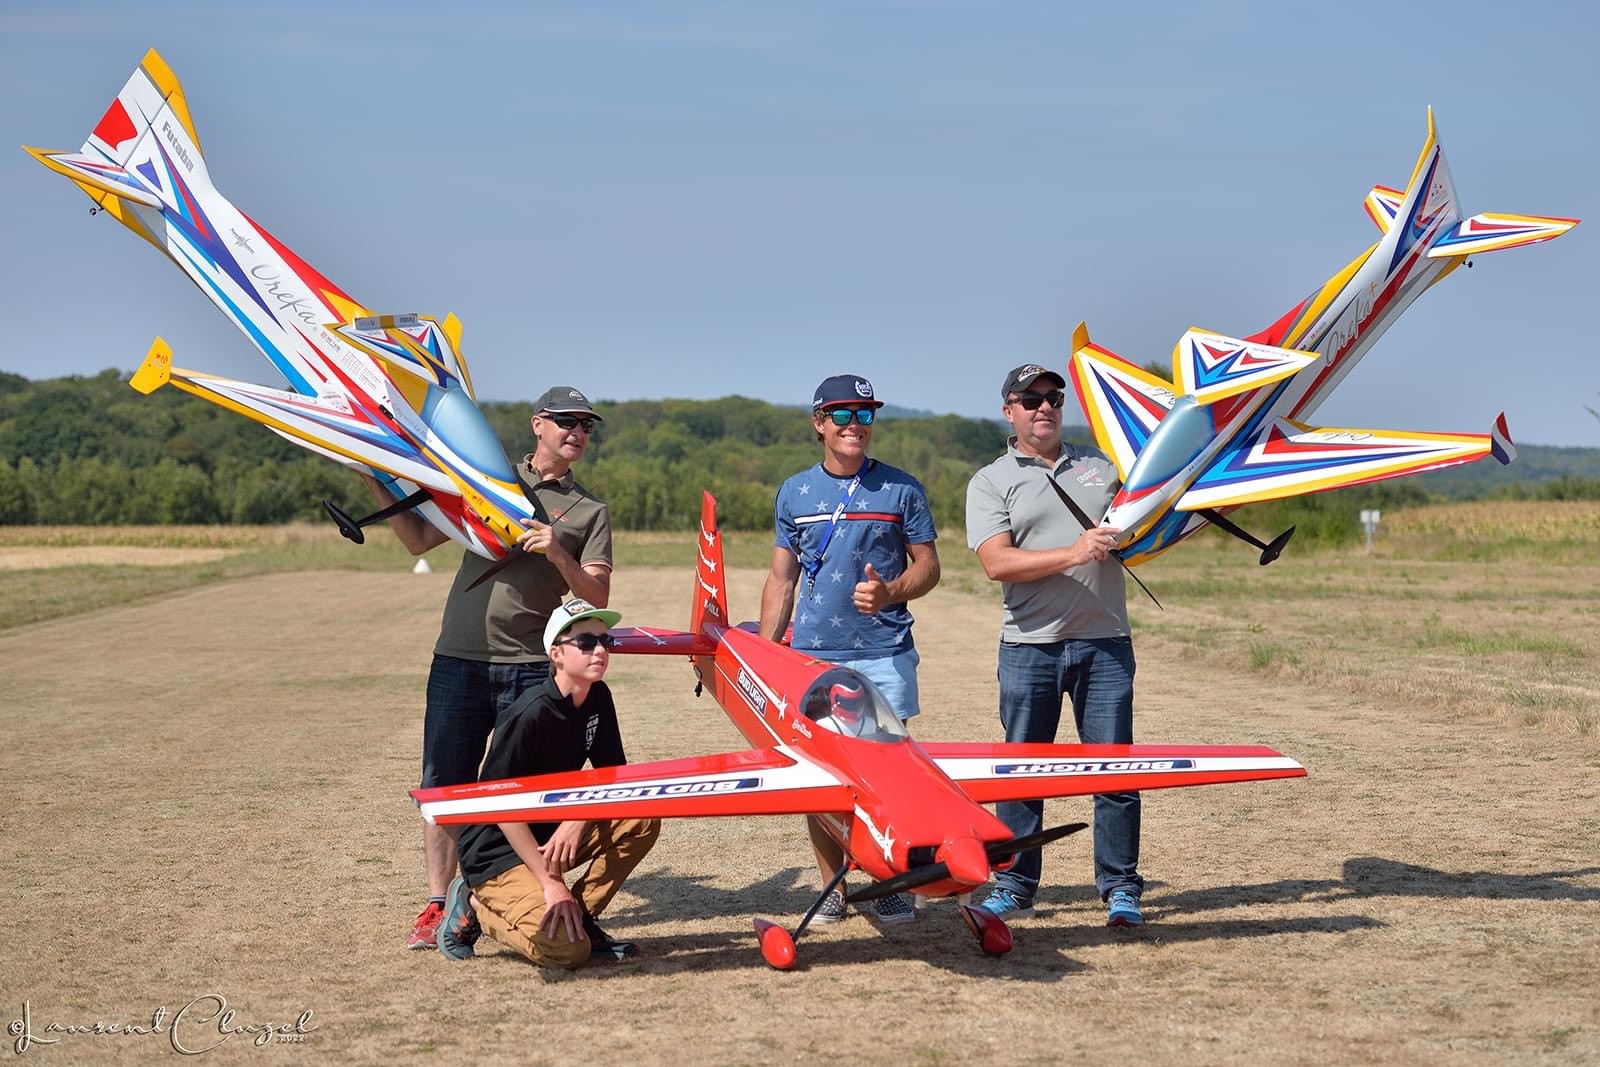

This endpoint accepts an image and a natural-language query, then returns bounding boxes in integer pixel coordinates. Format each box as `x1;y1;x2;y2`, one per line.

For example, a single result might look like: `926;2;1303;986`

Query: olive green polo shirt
433;458;612;663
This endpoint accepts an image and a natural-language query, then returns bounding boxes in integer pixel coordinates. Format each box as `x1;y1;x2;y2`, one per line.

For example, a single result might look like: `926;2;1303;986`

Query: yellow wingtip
131;337;173;395
1071;321;1089;352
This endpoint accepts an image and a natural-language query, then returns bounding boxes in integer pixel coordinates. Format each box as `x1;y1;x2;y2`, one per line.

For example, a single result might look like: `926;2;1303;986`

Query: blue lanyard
803;460;872;587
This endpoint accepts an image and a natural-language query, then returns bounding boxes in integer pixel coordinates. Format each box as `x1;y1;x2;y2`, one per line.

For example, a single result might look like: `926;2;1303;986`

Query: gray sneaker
811;888;848;924
871;892;916;925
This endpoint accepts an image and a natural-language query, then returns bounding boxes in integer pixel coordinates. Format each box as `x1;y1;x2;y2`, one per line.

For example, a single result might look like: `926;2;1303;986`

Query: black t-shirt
457;676;626;888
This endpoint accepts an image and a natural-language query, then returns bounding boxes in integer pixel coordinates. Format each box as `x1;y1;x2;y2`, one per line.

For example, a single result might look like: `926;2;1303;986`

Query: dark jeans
993;636;1142;901
420;654;551;788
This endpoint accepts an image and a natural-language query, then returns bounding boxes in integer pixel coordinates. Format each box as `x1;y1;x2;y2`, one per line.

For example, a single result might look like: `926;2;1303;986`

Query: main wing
1174;413;1513;512
922;743;1304;803
412;747;853;825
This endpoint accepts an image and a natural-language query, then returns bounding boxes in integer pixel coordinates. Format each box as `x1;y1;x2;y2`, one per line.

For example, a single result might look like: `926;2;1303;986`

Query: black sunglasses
544;413;597;433
1008;389;1065;411
822;407;877;426
555;632;616;652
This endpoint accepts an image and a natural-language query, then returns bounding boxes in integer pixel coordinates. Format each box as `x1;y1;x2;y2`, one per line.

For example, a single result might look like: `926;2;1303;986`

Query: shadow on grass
486;867;1381;980
1157;857;1600;916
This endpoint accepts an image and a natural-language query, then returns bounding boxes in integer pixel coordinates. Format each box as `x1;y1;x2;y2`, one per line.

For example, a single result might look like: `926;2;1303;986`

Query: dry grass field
1;503;1597;1065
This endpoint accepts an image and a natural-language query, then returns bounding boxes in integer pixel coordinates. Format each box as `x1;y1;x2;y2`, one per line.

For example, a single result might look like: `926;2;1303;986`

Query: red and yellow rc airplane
412;493;1305;969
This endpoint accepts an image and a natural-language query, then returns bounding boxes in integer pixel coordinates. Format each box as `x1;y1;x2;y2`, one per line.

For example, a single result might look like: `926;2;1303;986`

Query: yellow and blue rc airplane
1067;110;1578;565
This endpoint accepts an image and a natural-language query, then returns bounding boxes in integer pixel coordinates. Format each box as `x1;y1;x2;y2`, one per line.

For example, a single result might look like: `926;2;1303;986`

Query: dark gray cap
533;385;603;421
1001;363;1066;399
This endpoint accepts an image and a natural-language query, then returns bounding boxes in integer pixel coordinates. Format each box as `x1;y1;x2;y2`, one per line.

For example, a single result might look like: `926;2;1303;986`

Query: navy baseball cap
812;374;883;411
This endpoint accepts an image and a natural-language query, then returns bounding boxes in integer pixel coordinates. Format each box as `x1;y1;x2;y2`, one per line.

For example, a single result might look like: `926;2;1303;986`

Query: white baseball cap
543;597;622;655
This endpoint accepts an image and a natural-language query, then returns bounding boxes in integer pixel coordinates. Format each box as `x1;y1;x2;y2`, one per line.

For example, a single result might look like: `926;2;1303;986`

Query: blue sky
4;1;1597;446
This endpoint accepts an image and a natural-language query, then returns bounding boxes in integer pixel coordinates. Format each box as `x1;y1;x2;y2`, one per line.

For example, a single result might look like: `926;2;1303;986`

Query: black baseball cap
533;385;603;421
1001;364;1066;400
812;374;883;411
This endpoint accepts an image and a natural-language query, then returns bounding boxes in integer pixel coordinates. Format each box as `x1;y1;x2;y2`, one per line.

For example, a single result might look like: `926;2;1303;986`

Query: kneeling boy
439;598;660;967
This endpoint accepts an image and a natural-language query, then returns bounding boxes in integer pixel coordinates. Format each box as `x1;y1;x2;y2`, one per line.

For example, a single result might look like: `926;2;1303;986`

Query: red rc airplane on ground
412;493;1306;969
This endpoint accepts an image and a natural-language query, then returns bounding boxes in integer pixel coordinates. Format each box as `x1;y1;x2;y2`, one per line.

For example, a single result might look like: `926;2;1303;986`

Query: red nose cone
938;836;991;888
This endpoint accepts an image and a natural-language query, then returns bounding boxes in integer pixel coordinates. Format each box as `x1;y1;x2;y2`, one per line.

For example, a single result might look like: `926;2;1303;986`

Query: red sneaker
407;901;444;950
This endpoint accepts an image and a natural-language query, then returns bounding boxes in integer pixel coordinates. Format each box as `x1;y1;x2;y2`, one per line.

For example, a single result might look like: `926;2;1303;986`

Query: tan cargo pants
472;818;660;969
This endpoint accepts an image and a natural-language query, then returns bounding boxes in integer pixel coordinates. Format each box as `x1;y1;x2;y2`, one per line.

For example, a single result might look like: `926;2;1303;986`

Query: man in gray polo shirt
359;385;614;949
965;363;1144;927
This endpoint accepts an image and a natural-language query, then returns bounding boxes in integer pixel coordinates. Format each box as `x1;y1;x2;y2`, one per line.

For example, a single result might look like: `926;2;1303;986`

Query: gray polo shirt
965;439;1129;643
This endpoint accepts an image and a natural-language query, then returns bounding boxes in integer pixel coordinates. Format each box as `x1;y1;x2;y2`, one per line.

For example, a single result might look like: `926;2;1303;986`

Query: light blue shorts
820;647;921;721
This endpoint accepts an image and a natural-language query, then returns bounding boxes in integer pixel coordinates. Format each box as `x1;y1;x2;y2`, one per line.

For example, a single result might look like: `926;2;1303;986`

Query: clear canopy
800;668;908;743
420;383;517;482
1124;394;1215;492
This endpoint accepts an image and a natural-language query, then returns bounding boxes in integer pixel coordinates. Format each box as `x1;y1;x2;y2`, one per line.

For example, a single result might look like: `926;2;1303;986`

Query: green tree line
2;369;1596;531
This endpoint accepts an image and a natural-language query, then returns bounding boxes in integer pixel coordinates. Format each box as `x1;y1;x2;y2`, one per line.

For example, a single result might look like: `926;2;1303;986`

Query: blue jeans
420;655;551;788
814;647;921;721
993;637;1142;902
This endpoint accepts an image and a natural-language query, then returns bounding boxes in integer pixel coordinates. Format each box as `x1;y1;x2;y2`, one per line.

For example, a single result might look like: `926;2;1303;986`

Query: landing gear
959;905;1014;957
752;863;851;971
323;487;432;544
1199;507;1295;565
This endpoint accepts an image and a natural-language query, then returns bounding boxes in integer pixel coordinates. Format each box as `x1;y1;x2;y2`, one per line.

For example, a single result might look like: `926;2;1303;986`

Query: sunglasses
554;632;616;652
1008;389;1065;411
821;407;877;427
544;413;597;434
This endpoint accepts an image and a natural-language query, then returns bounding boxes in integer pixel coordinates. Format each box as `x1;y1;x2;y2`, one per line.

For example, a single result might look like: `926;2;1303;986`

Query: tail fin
1490;413;1517;465
689;491;730;634
24;49;210;241
1365;108;1579;258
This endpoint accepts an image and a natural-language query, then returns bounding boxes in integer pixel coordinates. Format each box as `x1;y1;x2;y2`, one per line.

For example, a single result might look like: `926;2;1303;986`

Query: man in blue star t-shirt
759;373;941;926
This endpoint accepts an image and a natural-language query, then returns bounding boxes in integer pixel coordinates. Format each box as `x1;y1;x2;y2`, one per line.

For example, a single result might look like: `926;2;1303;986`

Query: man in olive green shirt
362;385;613;950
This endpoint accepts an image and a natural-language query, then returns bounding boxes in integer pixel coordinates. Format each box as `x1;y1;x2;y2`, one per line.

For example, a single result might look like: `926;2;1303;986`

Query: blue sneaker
1107;888;1143;927
437;875;481;960
977;887;1035;920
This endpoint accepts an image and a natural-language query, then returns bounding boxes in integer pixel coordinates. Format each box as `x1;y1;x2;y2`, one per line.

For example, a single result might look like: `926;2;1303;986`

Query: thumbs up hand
853;562;892;615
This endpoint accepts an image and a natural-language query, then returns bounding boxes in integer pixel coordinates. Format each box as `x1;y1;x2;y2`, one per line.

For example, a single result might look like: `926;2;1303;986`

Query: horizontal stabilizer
22;148;164;208
923;743;1304;804
610;626;719;656
1175;417;1498;512
412;747;852;824
1427;212;1580;257
1364;184;1405;232
1069;322;1176;481
1173;329;1319;405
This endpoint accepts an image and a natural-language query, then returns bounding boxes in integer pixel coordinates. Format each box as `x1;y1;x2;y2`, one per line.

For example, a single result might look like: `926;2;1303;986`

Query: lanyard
802;460;872;587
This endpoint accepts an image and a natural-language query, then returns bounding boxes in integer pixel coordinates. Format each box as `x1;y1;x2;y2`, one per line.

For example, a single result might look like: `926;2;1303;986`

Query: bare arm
758;546;801;643
500;820;583;943
516;520;613;607
359;473;449;555
974;527;1120;584
854;541;941;615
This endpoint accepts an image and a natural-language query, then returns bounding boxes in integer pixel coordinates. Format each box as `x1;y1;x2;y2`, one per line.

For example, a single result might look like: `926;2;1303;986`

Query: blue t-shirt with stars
774;458;937;659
